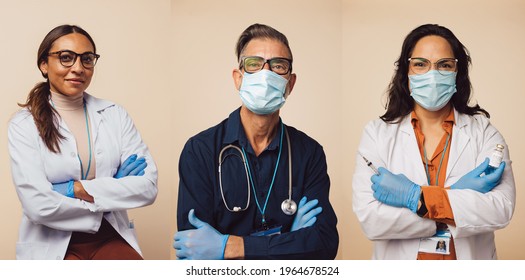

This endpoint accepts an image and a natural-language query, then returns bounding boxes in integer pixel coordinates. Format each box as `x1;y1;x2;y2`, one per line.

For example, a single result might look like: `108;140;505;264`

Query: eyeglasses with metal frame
408;57;458;75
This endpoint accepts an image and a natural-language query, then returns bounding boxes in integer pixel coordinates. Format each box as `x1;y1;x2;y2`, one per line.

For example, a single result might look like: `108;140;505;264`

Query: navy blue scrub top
177;108;339;259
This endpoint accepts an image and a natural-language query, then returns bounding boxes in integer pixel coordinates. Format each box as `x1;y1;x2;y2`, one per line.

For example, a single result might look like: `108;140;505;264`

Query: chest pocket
92;115;122;178
41;133;82;184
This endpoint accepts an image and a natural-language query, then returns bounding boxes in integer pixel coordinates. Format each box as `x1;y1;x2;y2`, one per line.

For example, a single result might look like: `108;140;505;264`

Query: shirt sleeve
420;186;455;225
177;134;339;259
242;143;339;259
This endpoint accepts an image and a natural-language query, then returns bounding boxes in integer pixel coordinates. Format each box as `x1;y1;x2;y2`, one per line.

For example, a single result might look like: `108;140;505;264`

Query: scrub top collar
223;107;283;155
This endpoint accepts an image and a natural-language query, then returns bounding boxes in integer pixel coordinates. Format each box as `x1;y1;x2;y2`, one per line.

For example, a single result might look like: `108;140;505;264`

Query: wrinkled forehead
241;38;292;60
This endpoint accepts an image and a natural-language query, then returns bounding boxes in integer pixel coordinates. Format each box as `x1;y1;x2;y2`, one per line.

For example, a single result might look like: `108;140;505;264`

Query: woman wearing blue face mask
352;24;515;260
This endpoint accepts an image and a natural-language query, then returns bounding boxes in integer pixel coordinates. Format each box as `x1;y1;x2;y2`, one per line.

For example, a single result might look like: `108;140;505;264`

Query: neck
414;103;452;128
51;91;84;111
240;106;280;156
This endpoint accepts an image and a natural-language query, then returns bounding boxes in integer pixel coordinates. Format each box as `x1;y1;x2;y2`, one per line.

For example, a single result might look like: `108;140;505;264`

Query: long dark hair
19;25;97;153
380;24;489;123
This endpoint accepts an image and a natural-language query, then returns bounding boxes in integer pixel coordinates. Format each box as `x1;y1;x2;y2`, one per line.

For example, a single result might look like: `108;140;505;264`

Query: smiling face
39;33;95;96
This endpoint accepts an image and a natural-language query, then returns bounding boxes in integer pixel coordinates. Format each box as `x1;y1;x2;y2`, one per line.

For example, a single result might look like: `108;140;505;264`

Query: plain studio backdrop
1;0;523;260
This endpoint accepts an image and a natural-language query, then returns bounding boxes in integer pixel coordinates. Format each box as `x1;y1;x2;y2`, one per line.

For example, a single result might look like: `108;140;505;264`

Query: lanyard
78;102;92;180
423;133;450;186
241;122;284;226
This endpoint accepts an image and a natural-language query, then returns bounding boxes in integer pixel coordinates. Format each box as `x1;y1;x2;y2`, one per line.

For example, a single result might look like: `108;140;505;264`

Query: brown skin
225;38;297;259
409;35;456;157
409;35;457;207
41;33;96;202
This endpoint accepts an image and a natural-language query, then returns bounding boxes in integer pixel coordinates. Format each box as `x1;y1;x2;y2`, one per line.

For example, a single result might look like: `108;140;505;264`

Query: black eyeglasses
240;56;292;75
48;50;100;69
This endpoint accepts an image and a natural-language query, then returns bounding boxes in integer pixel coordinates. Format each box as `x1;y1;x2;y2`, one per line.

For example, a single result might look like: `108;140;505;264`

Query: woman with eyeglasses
8;25;158;259
352;24;515;259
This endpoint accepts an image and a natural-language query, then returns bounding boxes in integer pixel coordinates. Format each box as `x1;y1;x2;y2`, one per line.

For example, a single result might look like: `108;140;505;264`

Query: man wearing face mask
352;24;515;260
173;23;339;260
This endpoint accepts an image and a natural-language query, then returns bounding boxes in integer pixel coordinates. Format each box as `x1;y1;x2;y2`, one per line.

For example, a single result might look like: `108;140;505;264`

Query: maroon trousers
64;218;143;260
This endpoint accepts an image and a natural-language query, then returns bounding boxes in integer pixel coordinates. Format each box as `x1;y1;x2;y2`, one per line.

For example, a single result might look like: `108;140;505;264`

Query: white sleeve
80;105;158;212
447;119;515;238
352;120;436;240
8;115;103;233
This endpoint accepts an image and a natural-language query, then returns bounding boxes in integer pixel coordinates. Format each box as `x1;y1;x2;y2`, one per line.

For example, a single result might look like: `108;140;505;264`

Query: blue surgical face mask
239;69;288;115
409;70;457;111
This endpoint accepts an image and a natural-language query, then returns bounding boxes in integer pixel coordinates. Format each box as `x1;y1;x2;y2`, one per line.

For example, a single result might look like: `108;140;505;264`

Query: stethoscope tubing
218;125;293;214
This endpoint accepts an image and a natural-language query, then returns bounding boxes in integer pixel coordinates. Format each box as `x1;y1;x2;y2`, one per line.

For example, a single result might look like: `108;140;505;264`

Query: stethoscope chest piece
281;199;297;215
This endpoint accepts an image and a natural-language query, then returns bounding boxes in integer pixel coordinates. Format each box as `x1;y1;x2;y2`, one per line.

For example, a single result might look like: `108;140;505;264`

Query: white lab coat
8;93;158;260
352;109;515;259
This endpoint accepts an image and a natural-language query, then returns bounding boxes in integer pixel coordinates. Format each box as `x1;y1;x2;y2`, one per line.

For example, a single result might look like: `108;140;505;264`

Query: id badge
418;229;451;255
250;225;282;237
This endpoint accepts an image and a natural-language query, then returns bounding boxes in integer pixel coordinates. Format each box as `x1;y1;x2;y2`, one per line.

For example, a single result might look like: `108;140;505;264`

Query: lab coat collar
447;108;470;177
223;107;282;155
83;92;115;112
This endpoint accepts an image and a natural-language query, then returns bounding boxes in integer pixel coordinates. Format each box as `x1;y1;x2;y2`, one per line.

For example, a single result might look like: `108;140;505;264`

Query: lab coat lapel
83;93;115;147
446;109;470;180
399;115;428;185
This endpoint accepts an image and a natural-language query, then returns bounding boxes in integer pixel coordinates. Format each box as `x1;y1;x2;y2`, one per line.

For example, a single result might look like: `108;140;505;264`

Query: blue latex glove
291;196;322;231
51;180;75;198
114;154;147;178
451;158;506;193
371;167;421;212
173;209;229;260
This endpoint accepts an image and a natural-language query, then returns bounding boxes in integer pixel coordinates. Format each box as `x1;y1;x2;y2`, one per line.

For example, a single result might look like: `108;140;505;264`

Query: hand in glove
291;196;322;231
173;209;229;260
451;158;505;193
371;167;421;212
51;180;75;198
114;154;147;178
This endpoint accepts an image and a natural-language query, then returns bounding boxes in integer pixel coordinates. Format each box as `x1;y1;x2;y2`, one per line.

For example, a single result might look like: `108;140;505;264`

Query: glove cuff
66;180;75;198
220;234;230;260
406;184;421;213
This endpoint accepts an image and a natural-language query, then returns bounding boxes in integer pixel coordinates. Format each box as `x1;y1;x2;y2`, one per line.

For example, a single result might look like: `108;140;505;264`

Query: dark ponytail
19;81;64;153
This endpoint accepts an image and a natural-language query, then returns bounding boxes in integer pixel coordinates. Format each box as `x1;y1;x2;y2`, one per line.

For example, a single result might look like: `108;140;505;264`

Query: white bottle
489;144;504;168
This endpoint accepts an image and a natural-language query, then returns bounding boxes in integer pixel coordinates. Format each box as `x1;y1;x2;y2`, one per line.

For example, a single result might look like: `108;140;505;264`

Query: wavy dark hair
18;25;97;153
380;24;489;123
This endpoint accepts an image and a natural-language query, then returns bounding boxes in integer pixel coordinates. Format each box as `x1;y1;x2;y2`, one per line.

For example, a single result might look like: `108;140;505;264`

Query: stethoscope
218;124;297;216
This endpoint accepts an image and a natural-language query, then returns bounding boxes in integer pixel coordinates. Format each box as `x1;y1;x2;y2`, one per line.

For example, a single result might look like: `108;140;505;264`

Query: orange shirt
412;109;457;260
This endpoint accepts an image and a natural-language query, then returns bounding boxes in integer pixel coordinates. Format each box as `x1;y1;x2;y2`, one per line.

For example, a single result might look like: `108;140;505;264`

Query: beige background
0;0;173;259
1;0;524;260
